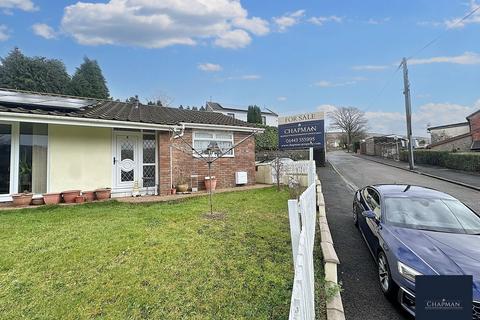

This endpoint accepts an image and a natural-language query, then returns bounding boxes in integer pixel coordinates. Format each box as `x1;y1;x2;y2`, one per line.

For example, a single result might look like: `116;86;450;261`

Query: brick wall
158;129;255;195
429;134;472;152
470;113;480;141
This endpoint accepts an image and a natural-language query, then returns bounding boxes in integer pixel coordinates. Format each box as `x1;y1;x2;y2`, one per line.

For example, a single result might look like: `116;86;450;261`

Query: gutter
179;122;265;133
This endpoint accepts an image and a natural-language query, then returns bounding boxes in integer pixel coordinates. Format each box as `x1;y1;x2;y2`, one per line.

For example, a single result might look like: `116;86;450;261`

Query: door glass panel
0;124;11;194
18;123;48;194
121;170;134;182
120;138;135;182
121;141;134;161
143;135;155;164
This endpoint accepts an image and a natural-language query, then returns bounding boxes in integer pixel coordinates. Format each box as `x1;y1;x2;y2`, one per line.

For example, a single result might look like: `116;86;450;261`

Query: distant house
427;109;480;152
0;89;261;202
206;101;278;127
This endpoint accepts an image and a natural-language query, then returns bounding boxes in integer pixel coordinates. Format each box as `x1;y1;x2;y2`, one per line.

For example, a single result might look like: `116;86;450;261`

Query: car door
359;187;382;254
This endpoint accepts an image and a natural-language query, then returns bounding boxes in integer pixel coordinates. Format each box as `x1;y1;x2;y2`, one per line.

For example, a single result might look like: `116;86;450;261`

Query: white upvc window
192;131;234;157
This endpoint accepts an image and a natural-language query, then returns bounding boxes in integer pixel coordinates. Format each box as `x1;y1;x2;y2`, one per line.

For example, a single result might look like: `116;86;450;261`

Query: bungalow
0;89;261;202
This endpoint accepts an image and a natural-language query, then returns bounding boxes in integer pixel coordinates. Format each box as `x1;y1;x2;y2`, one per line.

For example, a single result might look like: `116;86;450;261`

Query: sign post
278;112;325;165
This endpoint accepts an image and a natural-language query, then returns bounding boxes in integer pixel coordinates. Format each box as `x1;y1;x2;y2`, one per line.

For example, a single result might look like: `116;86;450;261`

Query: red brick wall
470;112;480;141
158;129;255;195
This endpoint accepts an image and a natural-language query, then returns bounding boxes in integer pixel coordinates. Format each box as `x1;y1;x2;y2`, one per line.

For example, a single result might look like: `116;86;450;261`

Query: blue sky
0;0;479;136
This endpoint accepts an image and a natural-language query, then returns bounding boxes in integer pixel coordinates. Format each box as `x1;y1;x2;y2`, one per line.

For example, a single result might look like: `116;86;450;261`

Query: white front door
115;134;139;189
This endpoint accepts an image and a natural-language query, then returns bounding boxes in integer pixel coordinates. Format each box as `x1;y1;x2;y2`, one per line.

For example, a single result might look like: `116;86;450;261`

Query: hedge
399;150;480;172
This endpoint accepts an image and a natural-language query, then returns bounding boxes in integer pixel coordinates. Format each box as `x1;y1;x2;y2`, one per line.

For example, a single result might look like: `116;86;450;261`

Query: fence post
288;199;301;266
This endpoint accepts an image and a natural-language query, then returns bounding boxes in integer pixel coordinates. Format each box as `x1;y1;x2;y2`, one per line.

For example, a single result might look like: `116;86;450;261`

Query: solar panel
0;89;96;110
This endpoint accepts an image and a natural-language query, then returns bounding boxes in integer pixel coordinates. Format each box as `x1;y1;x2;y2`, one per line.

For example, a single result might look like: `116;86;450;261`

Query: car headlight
398;261;422;282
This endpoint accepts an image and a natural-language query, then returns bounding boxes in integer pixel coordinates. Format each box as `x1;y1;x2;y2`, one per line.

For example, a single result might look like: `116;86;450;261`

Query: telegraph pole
401;57;415;170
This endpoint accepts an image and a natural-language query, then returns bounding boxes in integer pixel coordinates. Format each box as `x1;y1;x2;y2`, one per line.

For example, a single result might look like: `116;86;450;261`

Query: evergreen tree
247;105;262;124
68;57;109;99
0;47;70;94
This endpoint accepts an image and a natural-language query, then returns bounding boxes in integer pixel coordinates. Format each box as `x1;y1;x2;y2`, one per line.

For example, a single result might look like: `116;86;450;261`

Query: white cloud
366;17;391;25
408;52;480;65
61;0;268;49
352;65;389;71
308;15;342;26
0;25;10;41
0;0;37;11
314;77;365;88
214;29;251;48
226;74;261;80
445;0;480;29
273;9;305;32
32;23;56;39
277;96;287;101
198;62;222;72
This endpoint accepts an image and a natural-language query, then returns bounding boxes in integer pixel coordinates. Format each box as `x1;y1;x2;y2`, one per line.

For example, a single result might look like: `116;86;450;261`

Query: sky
0;0;480;137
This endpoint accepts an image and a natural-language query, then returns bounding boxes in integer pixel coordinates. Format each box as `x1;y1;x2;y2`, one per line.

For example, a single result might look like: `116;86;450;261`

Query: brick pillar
158;131;172;195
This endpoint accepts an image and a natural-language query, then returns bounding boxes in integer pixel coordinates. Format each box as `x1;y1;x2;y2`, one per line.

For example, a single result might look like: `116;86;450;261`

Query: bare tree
270;156;285;191
147;91;174;107
329;107;368;152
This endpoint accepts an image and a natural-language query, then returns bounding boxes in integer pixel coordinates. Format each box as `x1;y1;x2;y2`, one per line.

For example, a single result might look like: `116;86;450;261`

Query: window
0;124;11;194
18;123;48;194
227;113;235;119
142;134;156;187
261;116;267;125
193;131;234;157
363;187;381;218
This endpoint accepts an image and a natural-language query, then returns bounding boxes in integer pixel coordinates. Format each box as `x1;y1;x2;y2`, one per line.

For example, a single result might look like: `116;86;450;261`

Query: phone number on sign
284;136;317;144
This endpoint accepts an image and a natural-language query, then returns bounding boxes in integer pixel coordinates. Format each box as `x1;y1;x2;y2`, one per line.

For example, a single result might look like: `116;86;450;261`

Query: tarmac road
317;151;480;320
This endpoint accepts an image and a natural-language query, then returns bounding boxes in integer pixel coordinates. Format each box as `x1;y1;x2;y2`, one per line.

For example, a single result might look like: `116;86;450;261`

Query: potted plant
82;191;95;202
31;197;45;205
75;196;86;203
11;192;33;206
62;190;81;203
95;188;111;200
204;176;217;191
43;193;62;205
174;166;189;193
170;186;177;195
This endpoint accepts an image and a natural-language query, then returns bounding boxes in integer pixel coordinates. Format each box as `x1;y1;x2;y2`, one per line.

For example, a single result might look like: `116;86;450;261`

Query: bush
399;150;480;172
255;125;278;151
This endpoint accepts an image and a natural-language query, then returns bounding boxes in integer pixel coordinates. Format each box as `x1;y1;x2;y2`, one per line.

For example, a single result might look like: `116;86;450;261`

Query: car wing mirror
362;210;376;219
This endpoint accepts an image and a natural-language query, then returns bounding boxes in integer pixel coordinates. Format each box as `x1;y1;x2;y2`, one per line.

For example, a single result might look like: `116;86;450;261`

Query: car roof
368;184;456;200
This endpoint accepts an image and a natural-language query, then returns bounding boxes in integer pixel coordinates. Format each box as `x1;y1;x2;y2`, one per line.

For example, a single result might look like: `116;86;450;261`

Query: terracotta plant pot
204;176;217;191
171;188;177;195
75;196;86;204
95;188;111;200
11;193;33;206
62;190;81;203
82;191;95;202
176;184;188;193
31;197;45;206
43;193;62;205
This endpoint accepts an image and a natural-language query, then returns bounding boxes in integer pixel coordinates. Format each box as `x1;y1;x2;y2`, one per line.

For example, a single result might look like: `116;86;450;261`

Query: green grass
0;188;293;319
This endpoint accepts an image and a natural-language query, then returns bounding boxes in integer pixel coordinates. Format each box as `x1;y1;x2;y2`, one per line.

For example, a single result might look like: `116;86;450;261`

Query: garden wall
399;150;480;172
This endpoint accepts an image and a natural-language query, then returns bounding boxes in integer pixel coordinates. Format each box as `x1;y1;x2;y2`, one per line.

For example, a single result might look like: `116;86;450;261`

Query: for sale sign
278;112;325;150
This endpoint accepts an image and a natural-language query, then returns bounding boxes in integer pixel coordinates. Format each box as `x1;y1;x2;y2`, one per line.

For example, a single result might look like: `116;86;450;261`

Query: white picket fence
288;161;317;320
284;160;317;186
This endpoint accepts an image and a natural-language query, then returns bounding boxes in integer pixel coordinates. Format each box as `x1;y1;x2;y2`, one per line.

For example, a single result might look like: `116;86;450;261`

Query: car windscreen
384;197;480;234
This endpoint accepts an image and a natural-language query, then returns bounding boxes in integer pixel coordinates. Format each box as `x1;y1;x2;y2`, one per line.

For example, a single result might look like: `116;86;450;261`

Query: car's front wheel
378;251;397;299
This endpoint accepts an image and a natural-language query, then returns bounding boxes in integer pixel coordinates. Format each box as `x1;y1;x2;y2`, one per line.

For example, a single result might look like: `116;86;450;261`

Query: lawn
0;188;293;319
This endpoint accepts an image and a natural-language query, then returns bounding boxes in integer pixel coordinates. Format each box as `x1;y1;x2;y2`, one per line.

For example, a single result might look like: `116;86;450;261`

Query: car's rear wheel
378;251;397;299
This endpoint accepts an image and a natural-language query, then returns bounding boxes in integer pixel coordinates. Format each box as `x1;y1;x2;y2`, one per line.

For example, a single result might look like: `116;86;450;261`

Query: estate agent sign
278;112;325;150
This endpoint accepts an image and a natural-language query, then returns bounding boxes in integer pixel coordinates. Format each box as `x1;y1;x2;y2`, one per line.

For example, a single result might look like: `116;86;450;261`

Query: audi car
352;184;480;317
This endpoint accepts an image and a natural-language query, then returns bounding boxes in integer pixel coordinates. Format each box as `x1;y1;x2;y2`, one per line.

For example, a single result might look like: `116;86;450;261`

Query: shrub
399;150;480;172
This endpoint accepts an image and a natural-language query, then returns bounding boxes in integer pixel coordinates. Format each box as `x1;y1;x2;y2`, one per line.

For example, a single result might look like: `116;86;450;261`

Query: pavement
354;153;480;190
318;164;410;320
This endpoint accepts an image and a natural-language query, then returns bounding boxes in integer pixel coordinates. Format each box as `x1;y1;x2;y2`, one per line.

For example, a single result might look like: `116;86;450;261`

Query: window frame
192;130;235;158
226;113;235;119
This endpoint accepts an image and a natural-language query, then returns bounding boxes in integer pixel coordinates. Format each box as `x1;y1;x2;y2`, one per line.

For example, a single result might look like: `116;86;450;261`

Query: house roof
427;122;469;131
0;89;258;129
467;109;480;119
206;101;278;116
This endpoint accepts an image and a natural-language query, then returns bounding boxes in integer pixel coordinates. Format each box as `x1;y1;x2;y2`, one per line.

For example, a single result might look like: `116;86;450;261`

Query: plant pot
62;190;81;203
204;176;217;191
176;184;188;193
43;193;62;205
75;196;86;204
32;197;45;206
82;191;95;202
95;188;111;200
170;188;177;195
11;193;33;206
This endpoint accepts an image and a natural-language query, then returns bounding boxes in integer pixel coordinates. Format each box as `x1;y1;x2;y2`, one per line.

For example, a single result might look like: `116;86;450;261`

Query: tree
68;57;109;99
255;125;278;151
247;105;262;124
0;47;70;94
329;107;368;152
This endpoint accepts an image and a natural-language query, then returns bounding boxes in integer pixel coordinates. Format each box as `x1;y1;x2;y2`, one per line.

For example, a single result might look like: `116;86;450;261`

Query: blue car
352;184;480;317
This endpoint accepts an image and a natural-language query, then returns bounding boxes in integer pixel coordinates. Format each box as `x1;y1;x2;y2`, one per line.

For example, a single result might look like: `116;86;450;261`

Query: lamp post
206;141;221;215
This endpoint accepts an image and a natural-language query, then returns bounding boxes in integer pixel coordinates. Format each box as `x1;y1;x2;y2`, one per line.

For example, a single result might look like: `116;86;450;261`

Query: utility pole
401;57;415;170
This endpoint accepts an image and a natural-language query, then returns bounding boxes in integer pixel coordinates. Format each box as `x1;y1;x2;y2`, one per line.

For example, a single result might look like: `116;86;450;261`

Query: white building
206;101;278;127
